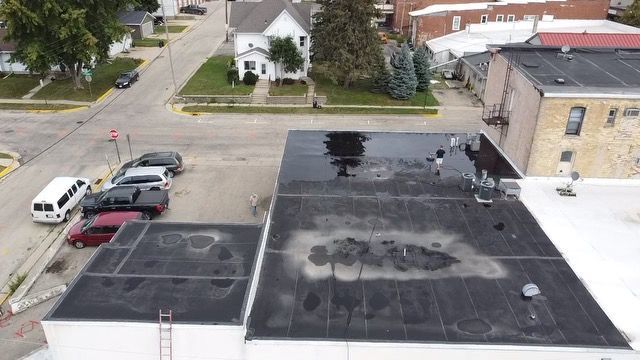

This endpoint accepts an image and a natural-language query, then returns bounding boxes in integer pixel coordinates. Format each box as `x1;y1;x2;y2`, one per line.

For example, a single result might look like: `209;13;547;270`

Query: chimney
532;15;539;34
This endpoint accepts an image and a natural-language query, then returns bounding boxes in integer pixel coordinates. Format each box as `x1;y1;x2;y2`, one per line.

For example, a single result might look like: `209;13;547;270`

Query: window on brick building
452;16;461;30
496;14;504;22
566;107;586;135
507;14;515;22
624;108;640;117
606;108;617;126
480;15;488;23
523;15;537;21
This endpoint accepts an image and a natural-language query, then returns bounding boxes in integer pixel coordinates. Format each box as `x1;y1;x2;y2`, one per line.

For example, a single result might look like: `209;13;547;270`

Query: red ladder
159;310;173;360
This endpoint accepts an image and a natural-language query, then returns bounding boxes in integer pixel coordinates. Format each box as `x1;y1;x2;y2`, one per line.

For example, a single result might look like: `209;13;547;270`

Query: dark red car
67;211;148;249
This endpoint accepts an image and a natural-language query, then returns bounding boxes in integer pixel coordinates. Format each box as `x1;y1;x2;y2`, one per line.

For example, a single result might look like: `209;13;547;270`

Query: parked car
154;16;165;25
67;211;148;248
115;151;184;177
80;186;169;219
115;70;139;88
179;4;206;15
32;177;92;223
102;166;172;192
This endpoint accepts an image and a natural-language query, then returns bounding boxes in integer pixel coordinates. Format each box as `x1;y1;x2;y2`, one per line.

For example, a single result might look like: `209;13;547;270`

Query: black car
116;151;184;177
80;186;169;219
179;4;207;15
115;70;139;88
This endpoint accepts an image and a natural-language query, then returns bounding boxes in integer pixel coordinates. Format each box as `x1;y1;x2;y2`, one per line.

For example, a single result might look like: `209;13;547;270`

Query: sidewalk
174;102;476;110
0;151;21;179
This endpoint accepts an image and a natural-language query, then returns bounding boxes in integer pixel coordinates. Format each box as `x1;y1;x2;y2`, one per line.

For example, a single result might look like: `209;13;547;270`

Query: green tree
134;0;160;14
413;46;431;92
369;52;390;94
268;36;305;86
388;44;417;100
621;0;640;27
311;0;381;88
0;0;133;88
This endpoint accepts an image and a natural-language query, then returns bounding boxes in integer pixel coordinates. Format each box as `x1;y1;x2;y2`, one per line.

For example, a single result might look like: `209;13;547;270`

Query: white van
31;177;92;223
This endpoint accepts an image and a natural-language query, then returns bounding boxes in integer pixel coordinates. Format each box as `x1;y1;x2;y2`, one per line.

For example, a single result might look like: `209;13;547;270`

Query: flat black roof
46;222;262;324
247;130;629;348
499;46;640;94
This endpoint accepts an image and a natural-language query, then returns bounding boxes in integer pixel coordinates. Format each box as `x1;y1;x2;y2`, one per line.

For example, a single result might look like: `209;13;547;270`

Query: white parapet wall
41;321;246;360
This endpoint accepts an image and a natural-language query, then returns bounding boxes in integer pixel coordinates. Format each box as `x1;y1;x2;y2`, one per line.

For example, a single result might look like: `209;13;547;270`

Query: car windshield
111;174;125;184
120;72;130;78
81;216;97;232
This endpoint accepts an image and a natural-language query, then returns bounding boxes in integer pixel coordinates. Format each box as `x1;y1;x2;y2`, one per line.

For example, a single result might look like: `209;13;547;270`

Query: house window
624;108;640;117
523;15;537;21
566;107;586;135
261;63;267;75
452;16;461;30
496;14;504;22
480;15;488;24
507;14;515;22
299;36;305;47
606;108;617;126
244;61;256;71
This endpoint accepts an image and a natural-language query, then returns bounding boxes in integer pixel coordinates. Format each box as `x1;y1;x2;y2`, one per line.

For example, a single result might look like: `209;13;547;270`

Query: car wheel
168;171;175;178
86;187;92;196
84;211;96;219
150;187;160;191
63;211;71;222
143;210;153;219
74;241;85;249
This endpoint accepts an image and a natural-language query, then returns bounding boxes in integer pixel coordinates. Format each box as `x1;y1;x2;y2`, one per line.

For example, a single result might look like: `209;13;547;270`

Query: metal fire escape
159;309;173;360
482;53;514;127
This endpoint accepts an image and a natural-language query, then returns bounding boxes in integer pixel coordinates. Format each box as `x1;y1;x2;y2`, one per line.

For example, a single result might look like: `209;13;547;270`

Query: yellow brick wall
527;98;640;178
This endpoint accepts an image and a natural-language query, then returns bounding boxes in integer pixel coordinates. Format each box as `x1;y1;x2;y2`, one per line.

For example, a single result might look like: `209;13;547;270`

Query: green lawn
313;75;438;107
182;105;438;115
180;56;254;95
0;75;40;98
133;38;164;47
0;103;85;111
269;82;308;96
32;58;143;102
0;152;12;159
154;25;187;33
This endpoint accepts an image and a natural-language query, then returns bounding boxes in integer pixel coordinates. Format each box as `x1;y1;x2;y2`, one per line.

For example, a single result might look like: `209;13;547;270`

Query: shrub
227;68;239;85
242;71;258;85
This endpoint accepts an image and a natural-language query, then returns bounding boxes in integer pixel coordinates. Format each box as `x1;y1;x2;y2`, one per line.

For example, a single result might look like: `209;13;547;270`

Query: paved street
0;1;484;357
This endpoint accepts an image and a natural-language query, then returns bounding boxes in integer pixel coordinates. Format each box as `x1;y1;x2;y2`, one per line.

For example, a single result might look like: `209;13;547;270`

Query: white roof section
426;19;640;58
518;178;640;350
32;177;88;203
410;0;565;16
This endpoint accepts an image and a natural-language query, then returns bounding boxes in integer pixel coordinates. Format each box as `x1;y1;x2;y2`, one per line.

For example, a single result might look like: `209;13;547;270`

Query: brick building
482;45;640;178
393;0;609;45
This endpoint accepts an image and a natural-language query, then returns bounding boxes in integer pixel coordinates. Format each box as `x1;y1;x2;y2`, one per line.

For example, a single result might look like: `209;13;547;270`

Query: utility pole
160;0;179;97
225;0;229;43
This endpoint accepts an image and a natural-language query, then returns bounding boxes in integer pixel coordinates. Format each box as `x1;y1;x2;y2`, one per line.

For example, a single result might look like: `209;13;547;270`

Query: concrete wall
457;60;487;102
266;95;307;105
42;321;246;360
178;94;253;104
409;0;609;43
527;97;640;178
483;53;541;174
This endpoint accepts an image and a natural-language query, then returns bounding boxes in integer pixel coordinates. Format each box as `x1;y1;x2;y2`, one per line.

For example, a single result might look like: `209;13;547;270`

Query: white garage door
141;20;154;38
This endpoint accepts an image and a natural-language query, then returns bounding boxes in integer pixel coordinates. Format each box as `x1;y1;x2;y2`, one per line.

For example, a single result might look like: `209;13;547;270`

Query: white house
229;0;317;80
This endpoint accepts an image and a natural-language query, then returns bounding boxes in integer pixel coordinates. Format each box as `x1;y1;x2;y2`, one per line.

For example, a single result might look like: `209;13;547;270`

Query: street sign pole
114;139;121;164
127;134;133;161
109;129;121;163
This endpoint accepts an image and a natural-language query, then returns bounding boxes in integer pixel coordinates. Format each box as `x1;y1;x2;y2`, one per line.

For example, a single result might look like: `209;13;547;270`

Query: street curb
0;151;21;179
169;103;204;117
27;106;89;114
95;88;114;104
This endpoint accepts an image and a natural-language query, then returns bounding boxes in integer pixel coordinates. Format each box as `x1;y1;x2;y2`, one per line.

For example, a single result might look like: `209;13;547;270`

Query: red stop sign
109;129;119;140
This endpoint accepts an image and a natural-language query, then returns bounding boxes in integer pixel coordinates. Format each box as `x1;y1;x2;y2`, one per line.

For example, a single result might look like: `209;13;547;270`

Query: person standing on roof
435;145;446;171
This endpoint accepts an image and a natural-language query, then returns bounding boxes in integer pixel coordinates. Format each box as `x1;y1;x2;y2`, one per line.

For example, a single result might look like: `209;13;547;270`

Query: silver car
102;167;172;191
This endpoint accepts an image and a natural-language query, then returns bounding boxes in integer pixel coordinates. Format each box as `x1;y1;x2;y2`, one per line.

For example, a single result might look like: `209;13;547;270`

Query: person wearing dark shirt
435;145;446;170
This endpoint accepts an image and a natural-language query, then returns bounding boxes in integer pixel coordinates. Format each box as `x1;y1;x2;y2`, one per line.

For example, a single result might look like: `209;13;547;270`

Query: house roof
531;32;640;47
426;19;640;58
0;29;17;52
460;51;490;76
230;0;315;33
237;47;270;59
118;11;155;26
498;45;640;96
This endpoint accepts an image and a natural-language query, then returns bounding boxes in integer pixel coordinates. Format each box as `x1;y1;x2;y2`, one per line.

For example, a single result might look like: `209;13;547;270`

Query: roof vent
522;283;541;298
554;78;565;84
522;61;539;68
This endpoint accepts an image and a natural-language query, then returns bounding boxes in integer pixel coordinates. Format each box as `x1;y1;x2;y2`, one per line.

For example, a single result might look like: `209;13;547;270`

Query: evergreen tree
370;52;390;94
134;0;160;14
0;0;133;88
311;0;381;88
388;44;417;100
621;0;640;27
413;46;431;92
